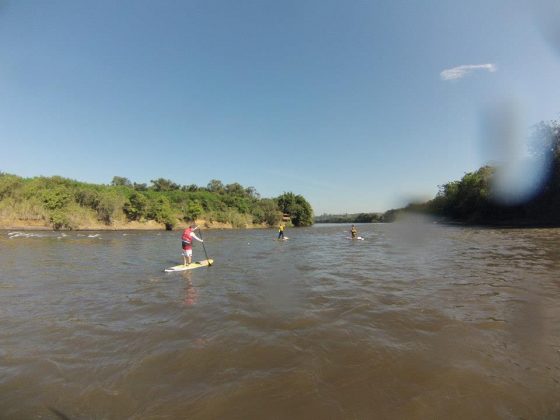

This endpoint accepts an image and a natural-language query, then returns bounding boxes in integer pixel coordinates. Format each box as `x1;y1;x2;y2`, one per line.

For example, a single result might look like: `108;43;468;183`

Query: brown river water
1;221;559;419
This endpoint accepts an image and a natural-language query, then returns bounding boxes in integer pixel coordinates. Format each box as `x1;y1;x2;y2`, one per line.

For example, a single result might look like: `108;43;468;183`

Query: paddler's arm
191;232;203;242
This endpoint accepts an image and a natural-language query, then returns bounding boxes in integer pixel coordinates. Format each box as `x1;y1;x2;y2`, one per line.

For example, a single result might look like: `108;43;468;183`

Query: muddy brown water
1;222;559;419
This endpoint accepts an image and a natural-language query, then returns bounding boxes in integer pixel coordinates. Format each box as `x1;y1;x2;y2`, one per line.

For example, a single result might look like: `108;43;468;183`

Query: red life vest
182;228;193;244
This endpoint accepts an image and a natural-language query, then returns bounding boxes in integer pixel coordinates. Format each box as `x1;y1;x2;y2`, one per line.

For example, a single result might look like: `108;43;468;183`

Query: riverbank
0;218;270;231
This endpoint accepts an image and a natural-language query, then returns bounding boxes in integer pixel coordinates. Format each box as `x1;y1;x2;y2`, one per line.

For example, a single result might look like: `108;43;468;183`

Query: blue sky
1;0;559;214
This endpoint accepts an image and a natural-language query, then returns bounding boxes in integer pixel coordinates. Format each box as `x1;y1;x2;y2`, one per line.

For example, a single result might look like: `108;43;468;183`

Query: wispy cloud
440;64;497;81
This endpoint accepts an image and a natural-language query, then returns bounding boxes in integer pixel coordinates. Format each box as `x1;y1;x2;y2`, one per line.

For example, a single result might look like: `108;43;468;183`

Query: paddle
197;227;212;266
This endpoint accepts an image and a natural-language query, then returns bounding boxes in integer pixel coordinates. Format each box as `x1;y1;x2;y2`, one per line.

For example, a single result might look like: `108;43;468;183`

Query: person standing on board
351;224;358;239
278;223;285;240
181;224;203;266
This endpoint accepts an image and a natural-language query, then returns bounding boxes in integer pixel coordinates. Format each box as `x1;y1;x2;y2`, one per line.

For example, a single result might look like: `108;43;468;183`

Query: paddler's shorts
182;249;193;257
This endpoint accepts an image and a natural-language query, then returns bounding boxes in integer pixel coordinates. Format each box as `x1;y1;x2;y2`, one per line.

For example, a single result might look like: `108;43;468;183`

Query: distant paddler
277;223;285;240
351;224;358;239
181;224;204;266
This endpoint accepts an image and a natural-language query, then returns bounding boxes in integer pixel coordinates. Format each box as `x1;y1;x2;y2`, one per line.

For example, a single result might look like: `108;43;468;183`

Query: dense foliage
276;192;314;226
0;174;314;230
314;213;382;223
428;118;560;225
381;202;430;223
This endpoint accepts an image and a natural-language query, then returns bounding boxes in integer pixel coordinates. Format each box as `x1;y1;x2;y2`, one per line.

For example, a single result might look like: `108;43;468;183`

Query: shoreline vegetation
314;213;383;224
316;118;560;227
417;118;560;227
0;175;313;231
3;118;558;230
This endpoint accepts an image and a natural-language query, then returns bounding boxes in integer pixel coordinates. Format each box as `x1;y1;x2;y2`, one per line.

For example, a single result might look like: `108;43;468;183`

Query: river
1;221;559;419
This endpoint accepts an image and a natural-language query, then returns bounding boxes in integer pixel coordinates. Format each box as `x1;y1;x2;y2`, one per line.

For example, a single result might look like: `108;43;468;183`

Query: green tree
147;196;175;230
40;186;73;230
184;200;203;222
253;198;282;226
42;187;72;211
0;173;23;200
276;192;314;226
428;167;493;222
207;179;224;194
150;178;180;192
0;172;316;230
245;186;260;199
49;209;72;230
111;176;132;187
75;188;100;209
124;191;148;221
133;182;148;191
225;182;245;196
96;190;125;224
181;184;199;192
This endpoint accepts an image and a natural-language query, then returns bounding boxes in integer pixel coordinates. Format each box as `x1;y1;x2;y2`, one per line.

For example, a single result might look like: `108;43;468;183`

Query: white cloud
440;64;497;80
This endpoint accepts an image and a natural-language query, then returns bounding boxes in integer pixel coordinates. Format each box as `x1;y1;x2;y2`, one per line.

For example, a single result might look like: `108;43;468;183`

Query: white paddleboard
165;259;214;272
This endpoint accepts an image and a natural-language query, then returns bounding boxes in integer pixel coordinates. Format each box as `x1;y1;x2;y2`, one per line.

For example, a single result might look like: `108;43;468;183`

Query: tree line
314;117;560;227
0;175;314;230
425;118;560;225
314;213;383;223
389;118;560;226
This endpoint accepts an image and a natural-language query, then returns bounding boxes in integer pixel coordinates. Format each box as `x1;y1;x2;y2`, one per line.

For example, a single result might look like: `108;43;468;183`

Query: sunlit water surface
1;223;559;419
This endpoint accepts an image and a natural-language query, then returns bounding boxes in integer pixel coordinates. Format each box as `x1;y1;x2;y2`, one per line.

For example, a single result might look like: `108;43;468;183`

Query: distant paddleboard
347;236;365;241
165;259;214;272
275;237;289;241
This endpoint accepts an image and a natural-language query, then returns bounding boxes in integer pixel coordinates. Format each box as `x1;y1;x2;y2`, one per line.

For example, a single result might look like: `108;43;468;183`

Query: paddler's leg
186;248;193;265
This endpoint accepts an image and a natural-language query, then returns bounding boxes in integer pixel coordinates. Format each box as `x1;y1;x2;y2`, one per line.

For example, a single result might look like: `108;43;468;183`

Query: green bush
147;196;175;230
96;190;125;224
277;192;314;226
0;174;315;229
42;187;72;211
0;173;23;200
48;209;73;230
124;191;148;221
183;200;203;222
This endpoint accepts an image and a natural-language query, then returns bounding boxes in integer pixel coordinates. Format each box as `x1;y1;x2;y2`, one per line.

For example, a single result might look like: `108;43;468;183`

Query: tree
0;173;23;200
75;188;100;209
96;190;125;224
245;186;260;199
428;167;493;221
530;119;560;160
225;182;245;196
181;184;199;192
49;210;72;230
253;198;282;226
0;172;317;230
207;179;224;194
184;200;203;222
277;192;296;213
111;176;132;187
124;191;148;221
150;178;180;192
276;192;314;226
133;182;148;191
147;196;175;230
42;187;72;211
41;186;73;230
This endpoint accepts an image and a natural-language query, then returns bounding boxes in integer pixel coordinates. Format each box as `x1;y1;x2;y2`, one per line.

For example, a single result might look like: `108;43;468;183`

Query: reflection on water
182;271;198;306
0;224;559;418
